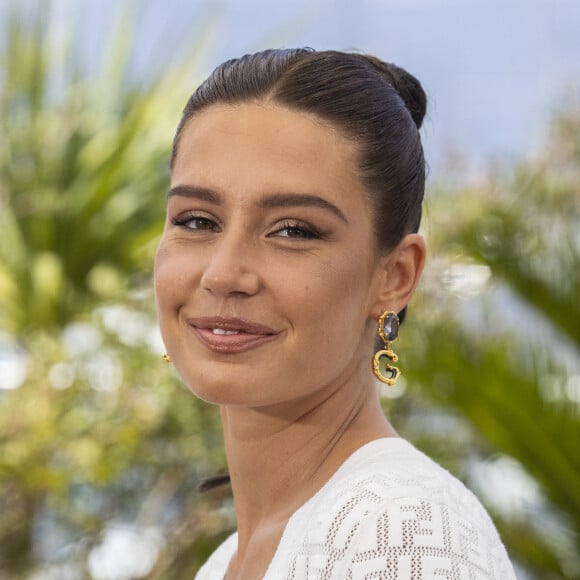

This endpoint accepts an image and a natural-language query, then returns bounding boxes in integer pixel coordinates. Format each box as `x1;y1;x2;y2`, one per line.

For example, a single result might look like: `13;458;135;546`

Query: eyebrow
168;185;221;204
258;193;348;223
168;185;348;223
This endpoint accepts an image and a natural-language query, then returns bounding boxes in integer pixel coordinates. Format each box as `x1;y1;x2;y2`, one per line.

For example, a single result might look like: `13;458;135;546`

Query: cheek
153;240;191;312
153;242;172;303
316;252;373;301
287;252;374;334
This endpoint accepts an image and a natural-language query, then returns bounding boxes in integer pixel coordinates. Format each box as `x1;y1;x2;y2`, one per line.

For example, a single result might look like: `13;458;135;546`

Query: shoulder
300;438;498;540
281;438;516;579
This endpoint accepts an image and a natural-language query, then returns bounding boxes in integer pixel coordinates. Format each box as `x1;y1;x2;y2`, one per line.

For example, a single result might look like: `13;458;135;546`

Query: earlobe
371;233;426;318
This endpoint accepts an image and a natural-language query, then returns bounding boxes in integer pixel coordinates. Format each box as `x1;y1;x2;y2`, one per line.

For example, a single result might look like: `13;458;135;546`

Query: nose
200;230;261;297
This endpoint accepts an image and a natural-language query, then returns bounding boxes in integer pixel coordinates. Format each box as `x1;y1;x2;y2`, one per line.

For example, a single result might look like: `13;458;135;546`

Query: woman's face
154;102;387;407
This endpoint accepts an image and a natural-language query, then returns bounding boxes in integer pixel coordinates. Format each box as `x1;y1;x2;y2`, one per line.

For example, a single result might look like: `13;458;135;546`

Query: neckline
209;437;413;578
262;436;411;577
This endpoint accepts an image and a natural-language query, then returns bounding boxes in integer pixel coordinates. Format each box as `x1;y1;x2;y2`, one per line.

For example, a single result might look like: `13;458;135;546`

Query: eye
172;214;219;232
271;220;321;240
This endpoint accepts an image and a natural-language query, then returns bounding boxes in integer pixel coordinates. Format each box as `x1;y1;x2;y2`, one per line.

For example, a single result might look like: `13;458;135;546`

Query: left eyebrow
257;193;348;223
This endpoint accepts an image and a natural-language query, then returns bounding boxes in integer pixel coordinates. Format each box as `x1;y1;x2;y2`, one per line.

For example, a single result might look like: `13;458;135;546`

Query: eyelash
274;220;321;240
171;214;322;240
172;214;219;231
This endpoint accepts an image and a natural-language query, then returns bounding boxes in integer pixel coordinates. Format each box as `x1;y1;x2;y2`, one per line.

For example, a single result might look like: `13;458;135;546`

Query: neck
220;366;397;540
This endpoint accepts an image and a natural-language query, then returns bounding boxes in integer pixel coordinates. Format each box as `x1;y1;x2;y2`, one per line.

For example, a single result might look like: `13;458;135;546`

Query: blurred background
0;0;578;578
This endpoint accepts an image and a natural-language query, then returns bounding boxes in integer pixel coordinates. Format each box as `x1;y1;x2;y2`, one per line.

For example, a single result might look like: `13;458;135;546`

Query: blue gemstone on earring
382;312;399;342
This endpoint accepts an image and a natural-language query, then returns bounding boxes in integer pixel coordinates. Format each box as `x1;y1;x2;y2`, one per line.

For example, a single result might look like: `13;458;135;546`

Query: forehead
171;102;366;204
175;101;355;159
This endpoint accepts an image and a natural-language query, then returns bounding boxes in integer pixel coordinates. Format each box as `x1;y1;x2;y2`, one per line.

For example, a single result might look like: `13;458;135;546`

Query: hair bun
359;55;427;129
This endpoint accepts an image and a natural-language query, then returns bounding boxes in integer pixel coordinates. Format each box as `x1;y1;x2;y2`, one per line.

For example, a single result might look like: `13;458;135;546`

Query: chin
181;373;265;407
173;354;282;407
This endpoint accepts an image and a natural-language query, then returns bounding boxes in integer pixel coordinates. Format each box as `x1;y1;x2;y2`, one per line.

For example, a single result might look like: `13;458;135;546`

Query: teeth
211;328;240;335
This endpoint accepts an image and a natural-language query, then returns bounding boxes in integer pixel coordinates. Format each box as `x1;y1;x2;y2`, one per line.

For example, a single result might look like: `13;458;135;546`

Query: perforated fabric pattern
195;439;516;579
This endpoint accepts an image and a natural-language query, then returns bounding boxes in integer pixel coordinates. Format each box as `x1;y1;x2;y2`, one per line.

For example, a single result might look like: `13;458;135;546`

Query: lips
187;316;279;353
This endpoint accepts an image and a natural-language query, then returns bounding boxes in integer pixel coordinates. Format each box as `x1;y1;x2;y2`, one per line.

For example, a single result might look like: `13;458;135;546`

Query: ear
370;233;426;319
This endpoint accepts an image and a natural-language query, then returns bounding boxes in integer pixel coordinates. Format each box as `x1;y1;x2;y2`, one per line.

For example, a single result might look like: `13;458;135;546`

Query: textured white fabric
195;438;516;579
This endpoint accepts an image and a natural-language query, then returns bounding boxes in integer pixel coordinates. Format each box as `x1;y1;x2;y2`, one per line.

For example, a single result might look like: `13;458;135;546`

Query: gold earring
372;311;400;385
162;353;172;363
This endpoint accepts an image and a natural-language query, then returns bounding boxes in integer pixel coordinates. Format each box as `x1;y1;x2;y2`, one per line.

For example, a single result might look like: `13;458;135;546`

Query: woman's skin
155;101;426;579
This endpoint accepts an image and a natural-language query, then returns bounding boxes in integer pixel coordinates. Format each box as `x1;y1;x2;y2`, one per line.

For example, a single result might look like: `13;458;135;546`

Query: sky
4;0;578;177
29;0;580;179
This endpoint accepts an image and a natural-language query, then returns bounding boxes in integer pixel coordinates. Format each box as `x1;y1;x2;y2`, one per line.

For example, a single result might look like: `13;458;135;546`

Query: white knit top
195;438;516;579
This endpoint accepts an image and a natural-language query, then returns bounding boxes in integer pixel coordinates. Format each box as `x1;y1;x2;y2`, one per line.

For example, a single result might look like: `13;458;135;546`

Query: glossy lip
187;316;280;354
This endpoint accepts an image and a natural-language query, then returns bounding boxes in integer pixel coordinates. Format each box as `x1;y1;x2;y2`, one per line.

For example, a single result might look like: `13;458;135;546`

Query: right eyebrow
167;185;223;204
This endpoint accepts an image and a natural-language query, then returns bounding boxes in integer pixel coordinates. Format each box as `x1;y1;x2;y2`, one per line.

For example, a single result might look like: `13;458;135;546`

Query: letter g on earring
372;311;400;385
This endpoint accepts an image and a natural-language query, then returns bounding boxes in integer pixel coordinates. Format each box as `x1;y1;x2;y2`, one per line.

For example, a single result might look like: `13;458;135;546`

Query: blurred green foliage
397;103;580;577
1;2;579;578
0;3;231;578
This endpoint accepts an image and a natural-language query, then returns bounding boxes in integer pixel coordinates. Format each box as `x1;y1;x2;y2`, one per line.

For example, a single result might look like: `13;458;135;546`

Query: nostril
201;269;260;297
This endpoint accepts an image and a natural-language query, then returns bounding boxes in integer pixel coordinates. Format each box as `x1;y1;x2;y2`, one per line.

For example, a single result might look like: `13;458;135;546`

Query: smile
187;316;279;354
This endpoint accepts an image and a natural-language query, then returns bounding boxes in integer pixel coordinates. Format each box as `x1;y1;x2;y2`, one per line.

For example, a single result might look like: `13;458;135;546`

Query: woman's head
172;49;426;253
156;49;427;405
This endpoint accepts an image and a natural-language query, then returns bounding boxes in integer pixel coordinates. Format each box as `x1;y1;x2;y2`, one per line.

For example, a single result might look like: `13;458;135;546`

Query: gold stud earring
162;353;172;363
372;311;400;385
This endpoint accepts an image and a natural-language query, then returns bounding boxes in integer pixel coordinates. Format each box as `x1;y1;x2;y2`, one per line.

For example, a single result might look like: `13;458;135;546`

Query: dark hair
171;48;427;323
